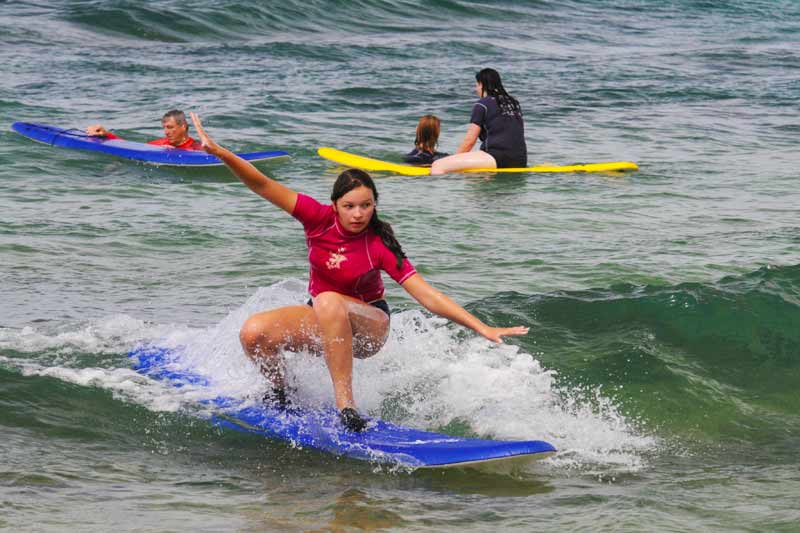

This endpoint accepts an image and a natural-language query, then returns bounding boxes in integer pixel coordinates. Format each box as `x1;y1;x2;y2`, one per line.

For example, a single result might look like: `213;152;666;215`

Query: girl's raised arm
401;274;529;343
191;112;297;214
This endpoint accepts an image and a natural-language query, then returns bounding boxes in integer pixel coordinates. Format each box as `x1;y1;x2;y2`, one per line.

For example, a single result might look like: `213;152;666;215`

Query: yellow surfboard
317;147;638;176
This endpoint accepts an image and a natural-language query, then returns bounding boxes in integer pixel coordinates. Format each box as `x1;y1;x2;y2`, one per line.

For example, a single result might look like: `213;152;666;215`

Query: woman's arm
190;112;297;214
455;123;481;154
401;274;528;343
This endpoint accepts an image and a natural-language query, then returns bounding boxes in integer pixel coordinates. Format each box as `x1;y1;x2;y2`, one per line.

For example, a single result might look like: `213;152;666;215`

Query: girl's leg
311;292;390;410
238;295;389;411
239;304;321;389
430;150;496;175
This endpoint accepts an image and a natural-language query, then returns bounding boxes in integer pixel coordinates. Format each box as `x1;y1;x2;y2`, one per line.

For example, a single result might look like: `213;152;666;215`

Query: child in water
404;115;448;165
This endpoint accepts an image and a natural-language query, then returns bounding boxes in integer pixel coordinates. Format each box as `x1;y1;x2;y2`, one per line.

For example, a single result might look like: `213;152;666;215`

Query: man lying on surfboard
189;111;529;432
85;109;203;150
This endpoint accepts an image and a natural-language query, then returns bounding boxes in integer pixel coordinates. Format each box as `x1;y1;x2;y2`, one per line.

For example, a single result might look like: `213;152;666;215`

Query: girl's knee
312;292;348;321
240;316;276;352
353;316;390;359
239;317;257;346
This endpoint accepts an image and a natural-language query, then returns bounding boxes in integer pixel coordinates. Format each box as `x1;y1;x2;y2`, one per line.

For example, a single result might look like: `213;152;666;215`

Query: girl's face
475;80;483;97
334;185;375;233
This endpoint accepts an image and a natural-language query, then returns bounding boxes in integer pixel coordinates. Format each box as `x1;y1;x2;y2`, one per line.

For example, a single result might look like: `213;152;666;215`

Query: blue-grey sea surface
1;1;798;531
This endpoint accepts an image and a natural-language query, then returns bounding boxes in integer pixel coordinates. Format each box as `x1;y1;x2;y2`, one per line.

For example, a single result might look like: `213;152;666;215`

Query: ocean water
1;1;799;531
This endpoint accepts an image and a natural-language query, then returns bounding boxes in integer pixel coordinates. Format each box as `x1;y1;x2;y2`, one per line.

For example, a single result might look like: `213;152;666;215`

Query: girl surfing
190;112;529;431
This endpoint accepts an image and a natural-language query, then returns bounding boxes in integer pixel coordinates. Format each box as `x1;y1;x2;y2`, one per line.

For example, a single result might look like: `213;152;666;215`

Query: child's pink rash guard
291;194;417;302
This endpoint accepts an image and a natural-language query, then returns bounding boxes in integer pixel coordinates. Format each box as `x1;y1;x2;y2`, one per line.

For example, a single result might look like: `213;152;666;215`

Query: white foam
0;357;187;413
0;314;174;354
351;310;656;473
0;315;206;413
1;279;656;472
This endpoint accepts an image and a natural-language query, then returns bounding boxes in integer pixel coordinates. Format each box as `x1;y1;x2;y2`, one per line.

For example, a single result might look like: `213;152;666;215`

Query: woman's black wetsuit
470;96;527;168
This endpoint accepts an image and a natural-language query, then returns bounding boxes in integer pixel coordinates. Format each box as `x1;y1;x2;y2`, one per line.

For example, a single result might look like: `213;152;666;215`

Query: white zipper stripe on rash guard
307;220;335;296
308;221;335;240
352;231;375;300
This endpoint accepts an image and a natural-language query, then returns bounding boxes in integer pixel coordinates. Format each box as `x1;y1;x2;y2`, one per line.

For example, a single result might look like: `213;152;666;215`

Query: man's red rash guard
101;132;203;150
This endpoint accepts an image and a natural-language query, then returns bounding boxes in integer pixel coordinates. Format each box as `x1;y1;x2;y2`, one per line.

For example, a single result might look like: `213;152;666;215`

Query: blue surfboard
11;122;290;167
129;345;556;469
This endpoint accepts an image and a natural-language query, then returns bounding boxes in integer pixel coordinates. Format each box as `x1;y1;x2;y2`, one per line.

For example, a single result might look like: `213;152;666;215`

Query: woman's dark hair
475;68;522;118
331;169;406;269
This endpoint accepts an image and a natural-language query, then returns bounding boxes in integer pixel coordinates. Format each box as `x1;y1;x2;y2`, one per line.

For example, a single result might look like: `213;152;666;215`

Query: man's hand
86;124;109;137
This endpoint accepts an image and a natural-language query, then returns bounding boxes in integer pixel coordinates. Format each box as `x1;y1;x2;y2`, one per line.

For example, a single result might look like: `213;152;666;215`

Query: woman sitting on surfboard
189;112;528;432
86;109;203;150
430;68;527;175
403;115;448;165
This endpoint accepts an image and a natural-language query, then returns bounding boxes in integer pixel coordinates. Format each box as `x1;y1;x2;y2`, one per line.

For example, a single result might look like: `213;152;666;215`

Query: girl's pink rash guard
292;194;417;302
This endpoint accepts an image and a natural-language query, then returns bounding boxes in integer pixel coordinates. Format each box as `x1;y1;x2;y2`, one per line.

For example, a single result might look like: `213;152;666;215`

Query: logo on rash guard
326;247;347;270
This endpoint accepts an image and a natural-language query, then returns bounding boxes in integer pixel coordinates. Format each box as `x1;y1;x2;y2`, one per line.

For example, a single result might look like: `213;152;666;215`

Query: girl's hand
189;112;222;155
479;325;529;343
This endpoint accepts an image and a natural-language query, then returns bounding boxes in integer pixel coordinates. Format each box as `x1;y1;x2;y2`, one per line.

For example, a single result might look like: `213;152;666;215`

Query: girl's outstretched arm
190;112;297;214
401;274;529;343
